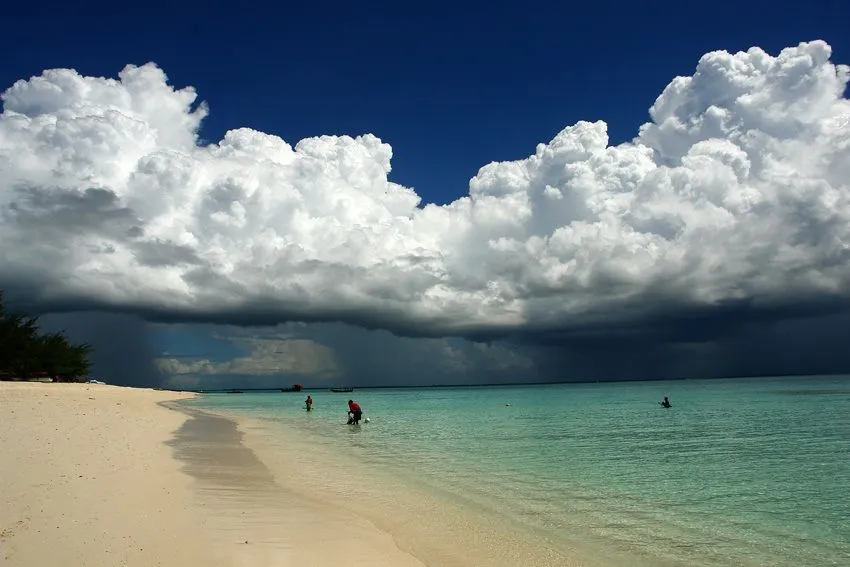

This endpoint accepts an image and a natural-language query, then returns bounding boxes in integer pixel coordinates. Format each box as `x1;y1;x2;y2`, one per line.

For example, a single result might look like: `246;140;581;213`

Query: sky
1;0;849;388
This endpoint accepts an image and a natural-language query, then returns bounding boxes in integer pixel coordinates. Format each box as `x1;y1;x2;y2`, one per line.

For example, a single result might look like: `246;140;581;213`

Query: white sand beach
0;382;426;567
0;382;217;566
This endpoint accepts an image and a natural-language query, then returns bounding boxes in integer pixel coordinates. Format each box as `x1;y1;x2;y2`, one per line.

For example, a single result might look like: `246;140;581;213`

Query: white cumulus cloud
1;40;849;339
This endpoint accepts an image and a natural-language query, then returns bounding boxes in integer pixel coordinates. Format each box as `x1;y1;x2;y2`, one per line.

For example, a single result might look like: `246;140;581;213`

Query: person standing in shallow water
347;399;362;424
305;395;313;411
660;396;671;408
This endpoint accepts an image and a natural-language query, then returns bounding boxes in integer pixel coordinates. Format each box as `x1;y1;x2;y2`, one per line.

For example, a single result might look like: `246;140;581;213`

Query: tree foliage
0;291;93;381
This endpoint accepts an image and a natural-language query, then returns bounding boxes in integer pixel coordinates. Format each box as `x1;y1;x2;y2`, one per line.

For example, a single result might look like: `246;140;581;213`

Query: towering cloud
1;41;848;342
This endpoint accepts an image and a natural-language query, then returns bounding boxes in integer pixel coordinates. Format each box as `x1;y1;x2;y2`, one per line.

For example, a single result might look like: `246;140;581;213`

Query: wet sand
166;407;427;566
181;404;587;567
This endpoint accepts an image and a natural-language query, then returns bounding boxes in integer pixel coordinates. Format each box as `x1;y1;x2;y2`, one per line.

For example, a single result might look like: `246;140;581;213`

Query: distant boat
329;387;354;393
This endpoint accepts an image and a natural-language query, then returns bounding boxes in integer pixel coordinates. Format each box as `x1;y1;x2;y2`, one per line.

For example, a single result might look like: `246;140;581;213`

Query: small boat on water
329;387;354;393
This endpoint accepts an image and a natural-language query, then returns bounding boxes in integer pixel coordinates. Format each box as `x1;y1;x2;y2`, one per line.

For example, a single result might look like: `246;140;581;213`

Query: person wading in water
347;399;362;424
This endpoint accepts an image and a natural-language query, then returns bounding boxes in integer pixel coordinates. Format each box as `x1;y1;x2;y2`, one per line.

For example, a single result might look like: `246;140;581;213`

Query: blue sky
3;0;846;205
3;0;850;387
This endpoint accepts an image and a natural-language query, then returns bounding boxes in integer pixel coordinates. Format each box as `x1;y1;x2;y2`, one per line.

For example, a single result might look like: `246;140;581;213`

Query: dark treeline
0;291;92;381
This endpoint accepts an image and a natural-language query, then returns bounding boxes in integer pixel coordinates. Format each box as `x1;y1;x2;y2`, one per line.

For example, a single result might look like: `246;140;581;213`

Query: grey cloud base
36;310;850;389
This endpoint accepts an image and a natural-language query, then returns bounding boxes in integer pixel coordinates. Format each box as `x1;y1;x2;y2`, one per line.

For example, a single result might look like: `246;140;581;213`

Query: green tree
32;332;93;380
0;291;93;380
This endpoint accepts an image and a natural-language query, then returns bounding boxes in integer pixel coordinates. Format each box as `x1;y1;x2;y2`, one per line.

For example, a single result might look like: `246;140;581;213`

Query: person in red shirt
347;399;362;424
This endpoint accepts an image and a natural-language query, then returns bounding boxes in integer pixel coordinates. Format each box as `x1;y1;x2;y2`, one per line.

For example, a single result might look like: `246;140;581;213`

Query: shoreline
6;380;844;566
0;381;427;567
1;382;631;566
178;400;594;567
164;403;428;566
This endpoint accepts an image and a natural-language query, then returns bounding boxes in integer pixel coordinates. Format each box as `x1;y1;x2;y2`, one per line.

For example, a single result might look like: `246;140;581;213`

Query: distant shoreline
182;372;849;393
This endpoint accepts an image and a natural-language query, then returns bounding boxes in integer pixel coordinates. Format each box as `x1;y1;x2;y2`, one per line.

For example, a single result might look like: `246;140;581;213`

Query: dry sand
0;382;426;567
0;382;217;567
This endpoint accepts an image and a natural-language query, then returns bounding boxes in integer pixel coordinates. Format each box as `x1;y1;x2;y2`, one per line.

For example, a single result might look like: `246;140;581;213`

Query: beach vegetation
0;290;92;381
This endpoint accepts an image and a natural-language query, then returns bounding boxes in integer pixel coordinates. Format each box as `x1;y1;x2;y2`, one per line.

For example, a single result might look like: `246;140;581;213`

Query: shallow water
183;376;850;566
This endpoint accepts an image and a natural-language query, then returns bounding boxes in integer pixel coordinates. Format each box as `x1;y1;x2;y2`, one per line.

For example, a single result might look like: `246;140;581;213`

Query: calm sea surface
183;376;850;566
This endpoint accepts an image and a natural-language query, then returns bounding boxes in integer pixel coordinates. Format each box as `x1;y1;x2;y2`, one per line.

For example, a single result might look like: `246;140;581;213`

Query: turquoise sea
182;376;850;566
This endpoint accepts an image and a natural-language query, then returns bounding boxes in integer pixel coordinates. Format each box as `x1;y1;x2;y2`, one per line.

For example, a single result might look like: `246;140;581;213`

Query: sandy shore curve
0;382;426;567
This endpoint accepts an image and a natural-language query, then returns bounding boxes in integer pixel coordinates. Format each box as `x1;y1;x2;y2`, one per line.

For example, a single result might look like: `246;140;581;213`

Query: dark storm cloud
524;308;850;382
36;311;163;387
